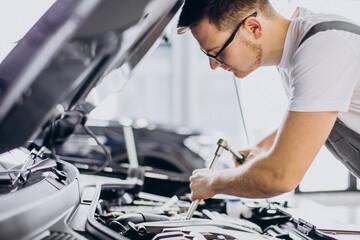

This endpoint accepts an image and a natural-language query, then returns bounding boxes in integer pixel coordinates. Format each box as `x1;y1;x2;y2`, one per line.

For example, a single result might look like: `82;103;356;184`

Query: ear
243;17;262;39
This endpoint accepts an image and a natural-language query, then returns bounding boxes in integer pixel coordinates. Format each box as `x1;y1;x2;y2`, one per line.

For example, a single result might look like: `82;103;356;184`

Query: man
177;0;360;200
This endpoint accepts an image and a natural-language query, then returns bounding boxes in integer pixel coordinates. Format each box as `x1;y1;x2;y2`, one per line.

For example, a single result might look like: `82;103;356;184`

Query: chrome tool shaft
185;139;226;220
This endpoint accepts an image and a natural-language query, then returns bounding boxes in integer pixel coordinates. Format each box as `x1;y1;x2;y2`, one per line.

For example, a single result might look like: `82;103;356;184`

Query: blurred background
1;0;360;193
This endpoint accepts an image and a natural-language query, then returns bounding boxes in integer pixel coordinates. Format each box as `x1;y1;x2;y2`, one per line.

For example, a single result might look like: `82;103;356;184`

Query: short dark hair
177;0;275;34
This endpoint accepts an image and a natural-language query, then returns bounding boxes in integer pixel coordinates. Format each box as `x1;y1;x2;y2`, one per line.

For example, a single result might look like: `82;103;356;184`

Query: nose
209;58;222;70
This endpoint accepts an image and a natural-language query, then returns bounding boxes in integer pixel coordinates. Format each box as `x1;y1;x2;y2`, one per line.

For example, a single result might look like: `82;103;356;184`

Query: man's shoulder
290;9;360;57
278;8;359;70
291;7;357;34
284;24;360;78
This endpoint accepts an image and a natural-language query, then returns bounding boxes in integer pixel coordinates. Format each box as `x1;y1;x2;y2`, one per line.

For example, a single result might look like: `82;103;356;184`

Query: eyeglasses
200;12;257;65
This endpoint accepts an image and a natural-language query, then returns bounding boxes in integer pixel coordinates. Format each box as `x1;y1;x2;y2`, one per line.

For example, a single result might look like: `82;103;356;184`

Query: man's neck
261;15;291;66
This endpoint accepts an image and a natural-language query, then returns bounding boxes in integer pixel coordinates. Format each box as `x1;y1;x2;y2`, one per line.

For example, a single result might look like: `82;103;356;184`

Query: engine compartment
91;185;337;240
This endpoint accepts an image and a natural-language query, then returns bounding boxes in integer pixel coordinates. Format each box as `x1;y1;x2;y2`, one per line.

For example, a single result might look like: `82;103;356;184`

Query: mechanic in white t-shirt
177;0;360;200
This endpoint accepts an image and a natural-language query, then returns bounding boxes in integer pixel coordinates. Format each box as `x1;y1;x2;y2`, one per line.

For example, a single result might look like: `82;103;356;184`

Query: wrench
185;139;246;220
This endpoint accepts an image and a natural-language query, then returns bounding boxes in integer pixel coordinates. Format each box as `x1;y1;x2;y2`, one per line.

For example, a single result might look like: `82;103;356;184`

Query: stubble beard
233;38;263;79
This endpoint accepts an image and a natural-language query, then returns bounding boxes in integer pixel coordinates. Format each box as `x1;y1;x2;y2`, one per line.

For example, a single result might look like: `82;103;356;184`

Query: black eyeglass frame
200;11;258;64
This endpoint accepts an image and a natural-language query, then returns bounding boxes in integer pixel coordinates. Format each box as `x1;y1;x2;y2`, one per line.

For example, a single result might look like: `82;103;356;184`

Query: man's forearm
191;112;338;200
212;129;281;198
210;152;288;198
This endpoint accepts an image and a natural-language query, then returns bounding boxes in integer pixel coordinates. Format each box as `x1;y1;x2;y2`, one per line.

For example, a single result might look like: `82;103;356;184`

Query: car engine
91;185;337;240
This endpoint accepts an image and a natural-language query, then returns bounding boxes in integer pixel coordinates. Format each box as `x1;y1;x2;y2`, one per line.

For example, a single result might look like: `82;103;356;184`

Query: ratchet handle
185;145;223;220
185;199;199;220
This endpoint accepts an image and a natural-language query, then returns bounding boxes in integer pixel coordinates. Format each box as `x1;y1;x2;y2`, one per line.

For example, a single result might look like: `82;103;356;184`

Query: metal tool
185;139;246;220
223;141;246;165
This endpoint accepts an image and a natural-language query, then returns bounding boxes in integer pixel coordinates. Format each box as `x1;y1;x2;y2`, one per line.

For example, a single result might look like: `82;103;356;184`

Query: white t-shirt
277;7;360;134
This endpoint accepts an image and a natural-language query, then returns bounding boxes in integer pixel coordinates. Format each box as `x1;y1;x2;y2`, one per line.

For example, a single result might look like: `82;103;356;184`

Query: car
0;0;358;239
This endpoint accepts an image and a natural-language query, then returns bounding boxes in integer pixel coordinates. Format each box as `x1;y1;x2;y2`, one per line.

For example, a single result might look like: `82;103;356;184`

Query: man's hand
234;130;278;167
234;146;268;166
189;168;217;201
233;149;253;166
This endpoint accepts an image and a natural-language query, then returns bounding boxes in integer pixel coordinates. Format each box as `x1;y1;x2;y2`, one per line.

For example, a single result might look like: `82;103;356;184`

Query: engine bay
91;185;337;240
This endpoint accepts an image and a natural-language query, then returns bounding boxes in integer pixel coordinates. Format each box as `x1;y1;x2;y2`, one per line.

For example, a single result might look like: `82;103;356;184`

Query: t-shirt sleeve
288;31;360;112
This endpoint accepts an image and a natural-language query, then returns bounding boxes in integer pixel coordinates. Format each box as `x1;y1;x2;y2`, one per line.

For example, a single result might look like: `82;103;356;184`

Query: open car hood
0;0;183;154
